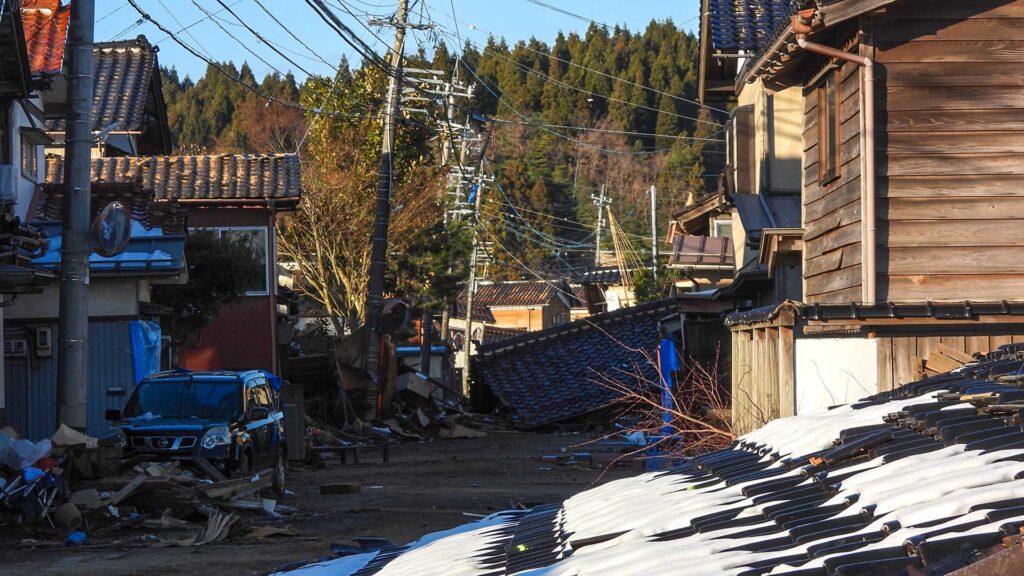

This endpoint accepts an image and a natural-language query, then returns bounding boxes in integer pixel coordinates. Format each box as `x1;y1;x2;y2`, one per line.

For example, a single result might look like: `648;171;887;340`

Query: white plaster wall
9;101;44;223
6;279;140;320
794;337;878;414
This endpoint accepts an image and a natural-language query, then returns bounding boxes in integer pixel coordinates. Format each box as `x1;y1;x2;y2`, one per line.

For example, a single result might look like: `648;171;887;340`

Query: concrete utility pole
364;0;409;419
649;184;658;277
460;124;494;398
591;185;611;266
58;0;94;430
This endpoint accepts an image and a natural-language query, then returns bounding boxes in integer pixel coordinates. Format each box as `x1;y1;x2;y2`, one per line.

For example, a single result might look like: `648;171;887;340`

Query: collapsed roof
278;344;1024;576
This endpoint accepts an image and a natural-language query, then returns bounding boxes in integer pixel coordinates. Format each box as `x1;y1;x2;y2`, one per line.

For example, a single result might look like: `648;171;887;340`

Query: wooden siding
875;325;1024;391
802;40;864;304
873;0;1024;301
730;312;796;435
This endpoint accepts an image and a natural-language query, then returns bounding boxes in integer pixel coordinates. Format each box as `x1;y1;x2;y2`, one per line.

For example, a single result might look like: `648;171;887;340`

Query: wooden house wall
871;0;1024;301
875;325;1024;391
801;39;864;304
180;206;278;373
730;320;796;435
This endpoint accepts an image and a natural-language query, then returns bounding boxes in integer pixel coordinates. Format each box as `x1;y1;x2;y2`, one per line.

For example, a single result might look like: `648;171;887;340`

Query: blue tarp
130;320;162;384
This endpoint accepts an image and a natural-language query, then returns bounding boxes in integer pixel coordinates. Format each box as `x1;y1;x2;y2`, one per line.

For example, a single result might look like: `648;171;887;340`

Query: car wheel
272;449;287;497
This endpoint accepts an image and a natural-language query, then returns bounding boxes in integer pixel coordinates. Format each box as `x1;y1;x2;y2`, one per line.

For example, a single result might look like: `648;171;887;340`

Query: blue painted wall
5;320;137;440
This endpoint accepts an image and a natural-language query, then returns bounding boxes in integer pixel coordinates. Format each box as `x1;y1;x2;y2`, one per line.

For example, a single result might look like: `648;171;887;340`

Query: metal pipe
794;32;876;304
58;0;94;431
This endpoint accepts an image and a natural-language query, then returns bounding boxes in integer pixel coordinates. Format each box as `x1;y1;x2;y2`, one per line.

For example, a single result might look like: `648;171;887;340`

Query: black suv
106;370;287;495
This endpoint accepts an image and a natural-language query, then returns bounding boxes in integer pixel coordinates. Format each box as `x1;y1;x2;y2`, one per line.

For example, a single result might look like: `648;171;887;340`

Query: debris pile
0;424;297;550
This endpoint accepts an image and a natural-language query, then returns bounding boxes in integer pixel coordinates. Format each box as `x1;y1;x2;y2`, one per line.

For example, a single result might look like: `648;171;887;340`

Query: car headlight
201;426;231;449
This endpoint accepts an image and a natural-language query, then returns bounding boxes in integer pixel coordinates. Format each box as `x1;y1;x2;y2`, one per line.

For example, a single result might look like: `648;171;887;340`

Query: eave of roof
0;0;32;97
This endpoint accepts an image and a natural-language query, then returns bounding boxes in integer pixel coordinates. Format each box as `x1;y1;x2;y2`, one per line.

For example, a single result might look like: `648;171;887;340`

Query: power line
126;0;386;121
521;0;613;30
494;34;729;115
491;117;724;142
251;0;343;74
484;46;719;129
457;56;670;157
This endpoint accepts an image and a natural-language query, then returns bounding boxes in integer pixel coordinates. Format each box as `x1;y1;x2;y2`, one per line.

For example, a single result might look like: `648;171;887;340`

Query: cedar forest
160;20;719;319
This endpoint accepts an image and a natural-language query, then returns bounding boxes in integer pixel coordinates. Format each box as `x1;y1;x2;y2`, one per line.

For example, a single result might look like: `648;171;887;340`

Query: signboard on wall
794;338;878;414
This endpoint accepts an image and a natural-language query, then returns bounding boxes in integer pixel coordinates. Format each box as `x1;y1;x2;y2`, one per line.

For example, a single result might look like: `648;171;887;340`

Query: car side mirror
105;409;122;422
250;407;270;421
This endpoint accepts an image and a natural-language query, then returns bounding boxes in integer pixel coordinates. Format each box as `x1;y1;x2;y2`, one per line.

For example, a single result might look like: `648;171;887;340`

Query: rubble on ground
0;424;297;550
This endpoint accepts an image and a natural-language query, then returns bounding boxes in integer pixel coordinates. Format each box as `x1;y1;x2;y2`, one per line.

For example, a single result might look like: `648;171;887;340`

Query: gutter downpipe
792;16;876;305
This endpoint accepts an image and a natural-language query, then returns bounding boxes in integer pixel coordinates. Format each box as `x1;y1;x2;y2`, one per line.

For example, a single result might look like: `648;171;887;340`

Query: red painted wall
179;206;279;373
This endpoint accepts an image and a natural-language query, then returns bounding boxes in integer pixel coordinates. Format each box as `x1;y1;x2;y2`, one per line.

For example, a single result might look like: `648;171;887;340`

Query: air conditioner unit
4;339;28;357
0;165;14;203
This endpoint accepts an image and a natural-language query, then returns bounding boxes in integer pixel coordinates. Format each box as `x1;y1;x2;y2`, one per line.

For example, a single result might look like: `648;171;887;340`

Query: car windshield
122;378;243;420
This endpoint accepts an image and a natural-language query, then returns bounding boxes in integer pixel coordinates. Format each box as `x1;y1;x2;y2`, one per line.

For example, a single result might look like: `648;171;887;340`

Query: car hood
117;415;230;432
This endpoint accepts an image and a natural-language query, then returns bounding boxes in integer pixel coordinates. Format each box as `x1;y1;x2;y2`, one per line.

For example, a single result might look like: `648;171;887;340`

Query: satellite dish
91;201;132;257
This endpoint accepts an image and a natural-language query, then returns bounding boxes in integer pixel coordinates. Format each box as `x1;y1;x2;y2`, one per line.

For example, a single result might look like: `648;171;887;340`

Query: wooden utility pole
591;185;611;266
58;0;94;430
649;184;658;277
363;0;409;419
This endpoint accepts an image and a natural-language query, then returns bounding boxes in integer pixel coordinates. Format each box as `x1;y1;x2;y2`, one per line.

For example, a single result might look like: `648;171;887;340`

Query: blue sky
96;1;701;81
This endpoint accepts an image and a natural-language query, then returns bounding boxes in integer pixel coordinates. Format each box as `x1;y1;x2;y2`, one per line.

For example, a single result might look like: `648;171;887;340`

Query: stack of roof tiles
710;0;803;51
20;0;68;76
45;36;159;133
277;344;1024;576
476;298;678;429
45;153;302;202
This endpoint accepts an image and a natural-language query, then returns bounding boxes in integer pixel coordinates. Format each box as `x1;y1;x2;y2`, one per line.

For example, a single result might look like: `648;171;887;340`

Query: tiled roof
45;153;303;202
46;36;158;132
709;0;802;51
453;301;496;324
460;281;561;308
476;298;679;429
480;326;526;346
668;234;735;267
21;0;68;75
570;266;644;286
281;345;1024;576
33;180;187;234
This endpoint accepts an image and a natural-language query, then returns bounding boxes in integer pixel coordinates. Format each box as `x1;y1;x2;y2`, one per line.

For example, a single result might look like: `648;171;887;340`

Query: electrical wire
483;46;720;129
521;0;612;30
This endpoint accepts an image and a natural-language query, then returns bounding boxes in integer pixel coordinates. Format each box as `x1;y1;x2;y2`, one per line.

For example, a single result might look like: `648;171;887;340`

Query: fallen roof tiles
274;344;1024;576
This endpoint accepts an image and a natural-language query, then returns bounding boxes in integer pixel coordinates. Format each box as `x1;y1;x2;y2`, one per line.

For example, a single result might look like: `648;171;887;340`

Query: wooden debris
320;482;362;495
108;474;147;506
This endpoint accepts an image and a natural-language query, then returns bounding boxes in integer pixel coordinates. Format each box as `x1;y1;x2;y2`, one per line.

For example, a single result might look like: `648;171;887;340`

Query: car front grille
134;436;198;450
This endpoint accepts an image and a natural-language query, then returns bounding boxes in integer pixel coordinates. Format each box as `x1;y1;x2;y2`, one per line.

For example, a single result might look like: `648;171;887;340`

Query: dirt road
1;432;638;576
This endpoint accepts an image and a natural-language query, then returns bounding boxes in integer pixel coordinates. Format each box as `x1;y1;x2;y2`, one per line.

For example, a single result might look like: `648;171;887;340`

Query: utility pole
364;0;409;420
460;124;494;397
649;184;658;277
58;0;94;430
591;185;611;266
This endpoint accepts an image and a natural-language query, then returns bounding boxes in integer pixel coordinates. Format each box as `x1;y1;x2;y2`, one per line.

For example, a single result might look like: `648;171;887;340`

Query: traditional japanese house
39;154;302;375
457;280;575;332
706;0;1024;432
0;0;63;429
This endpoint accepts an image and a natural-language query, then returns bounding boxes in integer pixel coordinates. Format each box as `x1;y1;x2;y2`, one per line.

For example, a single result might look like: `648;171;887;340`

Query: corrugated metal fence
4;320;136;440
